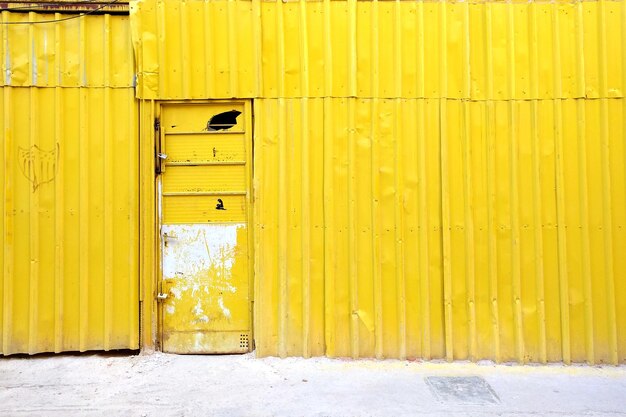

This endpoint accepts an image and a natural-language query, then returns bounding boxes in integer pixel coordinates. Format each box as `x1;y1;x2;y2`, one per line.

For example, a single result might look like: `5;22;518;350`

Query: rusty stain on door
158;101;252;354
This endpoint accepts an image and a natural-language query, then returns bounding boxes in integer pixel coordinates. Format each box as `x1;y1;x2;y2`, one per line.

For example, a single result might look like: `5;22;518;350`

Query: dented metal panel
253;98;446;360
0;12;138;355
0;86;139;355
126;0;626;364
0;12;134;88
253;97;626;364
130;0;624;101
158;101;253;354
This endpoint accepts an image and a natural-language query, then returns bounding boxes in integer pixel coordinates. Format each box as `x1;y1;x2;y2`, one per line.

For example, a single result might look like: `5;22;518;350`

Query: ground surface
0;352;625;417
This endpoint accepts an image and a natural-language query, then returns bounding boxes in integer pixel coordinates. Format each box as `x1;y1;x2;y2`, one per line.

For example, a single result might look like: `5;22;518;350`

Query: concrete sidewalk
0;352;624;417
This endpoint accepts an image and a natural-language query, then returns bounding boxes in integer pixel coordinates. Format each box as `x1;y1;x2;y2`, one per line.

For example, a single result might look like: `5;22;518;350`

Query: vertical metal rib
252;0;262;95
348;0;357;98
156;0;166;97
505;2;525;364
103;14;113;351
276;0;285;99
323;97;335;356
277;98;287;357
53;13;64;354
203;1;215;96
128;90;139;349
180;0;190;98
530;100;547;363
301;98;311;358
370;99;383;358
597;0;618;365
393;99;406;359
551;1;571;365
323;0;332;96
348;99;359;358
439;0;452;363
27;16;40;354
78;91;89;352
575;100;594;364
461;101;477;361
299;0;311;357
440;100;453;361
2;83;13;354
227;0;238;96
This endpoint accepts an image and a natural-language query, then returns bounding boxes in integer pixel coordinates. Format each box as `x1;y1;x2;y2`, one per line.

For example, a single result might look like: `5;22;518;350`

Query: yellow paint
130;0;625;363
160;224;250;353
250;97;626;364
1;0;624;364
158;101;253;354
0;10;138;355
0;13;133;87
130;0;624;101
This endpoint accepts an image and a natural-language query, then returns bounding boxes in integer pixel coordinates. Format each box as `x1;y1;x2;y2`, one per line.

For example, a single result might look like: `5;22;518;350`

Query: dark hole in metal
205;110;241;131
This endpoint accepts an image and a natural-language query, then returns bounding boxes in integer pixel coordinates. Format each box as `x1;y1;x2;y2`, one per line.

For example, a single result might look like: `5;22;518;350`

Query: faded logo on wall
18;144;60;192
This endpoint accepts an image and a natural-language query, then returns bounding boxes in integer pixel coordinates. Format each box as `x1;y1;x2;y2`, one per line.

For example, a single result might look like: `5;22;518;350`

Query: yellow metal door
159;101;252;354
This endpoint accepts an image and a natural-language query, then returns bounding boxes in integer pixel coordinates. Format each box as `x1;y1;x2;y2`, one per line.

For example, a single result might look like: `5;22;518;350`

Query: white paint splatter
171;287;182;300
192;300;204;316
161;223;245;327
218;297;231;319
162;224;240;279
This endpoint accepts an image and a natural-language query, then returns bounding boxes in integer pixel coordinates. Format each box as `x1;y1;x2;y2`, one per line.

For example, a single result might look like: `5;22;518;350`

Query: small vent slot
239;334;249;349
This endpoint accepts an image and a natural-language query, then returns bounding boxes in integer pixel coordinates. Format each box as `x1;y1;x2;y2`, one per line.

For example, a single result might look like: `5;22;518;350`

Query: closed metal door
158;101;252;354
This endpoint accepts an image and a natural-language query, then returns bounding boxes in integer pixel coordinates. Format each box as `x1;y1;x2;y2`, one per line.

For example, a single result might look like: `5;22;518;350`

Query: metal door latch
156;293;169;301
163;232;178;247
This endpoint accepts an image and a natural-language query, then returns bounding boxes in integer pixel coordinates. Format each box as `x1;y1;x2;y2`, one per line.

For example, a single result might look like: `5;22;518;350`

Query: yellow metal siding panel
253;98;278;357
128;0;626;363
162;166;246;193
163;195;247;223
610;99;626;361
253;98;447;359
0;13;134;88
138;99;157;352
0;85;139;355
517;102;541;363
252;97;626;363
130;0;625;101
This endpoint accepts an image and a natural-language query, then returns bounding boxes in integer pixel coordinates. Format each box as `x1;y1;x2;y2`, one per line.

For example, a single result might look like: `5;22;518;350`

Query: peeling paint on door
162;224;244;324
161;223;250;353
159;101;252;354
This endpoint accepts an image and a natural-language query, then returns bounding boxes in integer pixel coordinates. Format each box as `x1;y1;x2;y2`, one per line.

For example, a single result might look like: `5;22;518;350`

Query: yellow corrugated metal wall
253;98;447;359
252;97;626;364
131;0;626;364
0;12;139;354
131;0;624;102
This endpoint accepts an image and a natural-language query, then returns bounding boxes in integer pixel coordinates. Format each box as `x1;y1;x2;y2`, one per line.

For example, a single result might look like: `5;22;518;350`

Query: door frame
154;99;255;352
